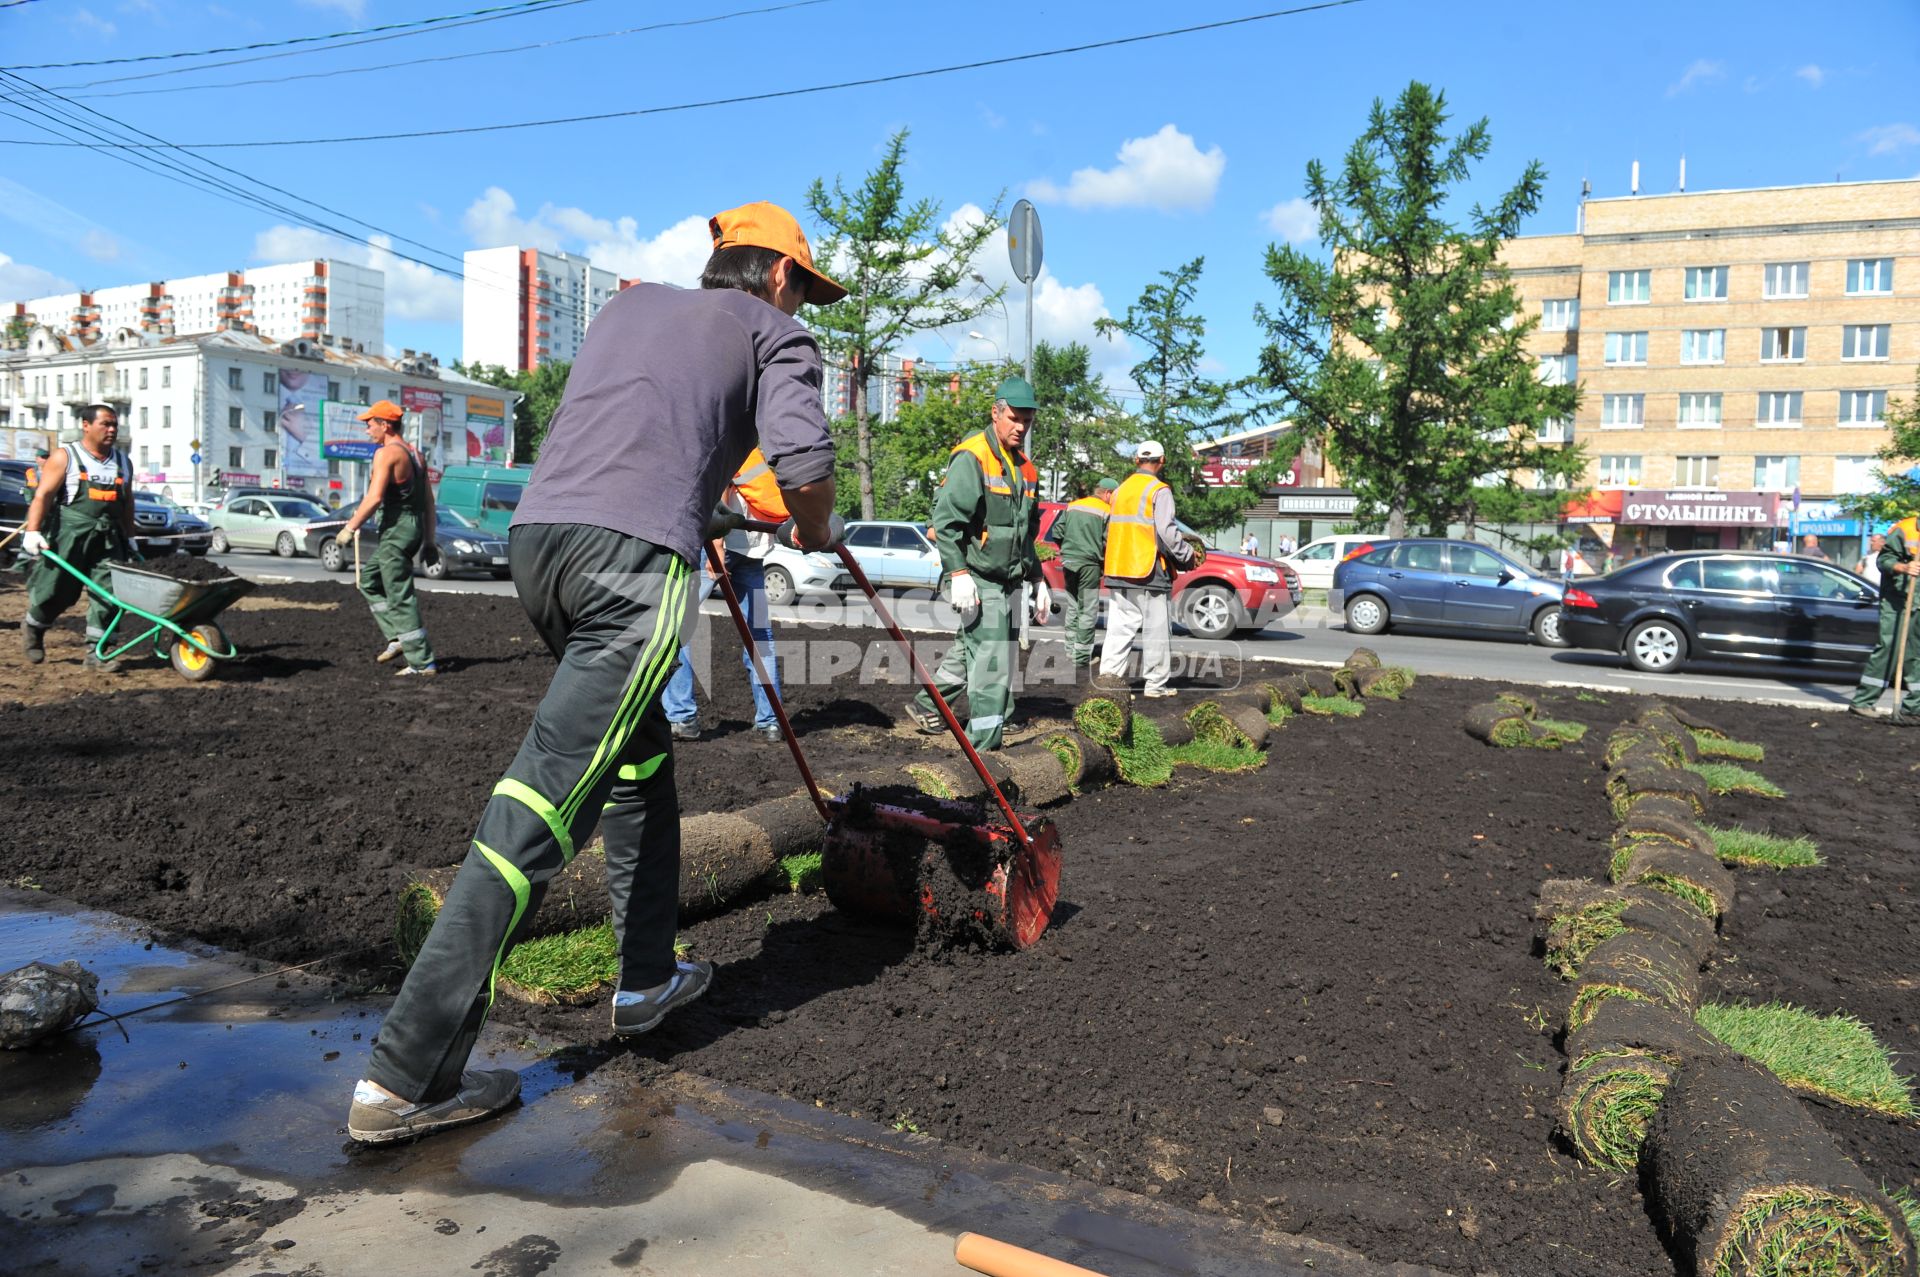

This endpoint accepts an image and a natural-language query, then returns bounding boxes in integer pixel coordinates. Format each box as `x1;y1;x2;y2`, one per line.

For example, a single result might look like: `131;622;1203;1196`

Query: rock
0;960;101;1049
1262;1106;1287;1126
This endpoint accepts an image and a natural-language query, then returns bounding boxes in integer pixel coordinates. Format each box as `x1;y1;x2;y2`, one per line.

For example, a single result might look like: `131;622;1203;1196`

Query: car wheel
1345;593;1389;635
1179;584;1238;640
420;555;449;580
274;532;298;558
319;539;346;572
209;529;230;554
1625;619;1687;674
1532;605;1568;648
763;565;796;607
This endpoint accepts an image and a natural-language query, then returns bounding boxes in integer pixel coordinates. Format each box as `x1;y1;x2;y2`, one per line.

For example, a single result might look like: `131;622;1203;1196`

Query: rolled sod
1642;1051;1916;1277
999;742;1073;808
1612;843;1737;920
1299;692;1365;718
1109;715;1175;787
1634;707;1701;763
1559;997;1717;1172
1042;731;1116;793
1073;691;1133;747
1149;711;1198;748
1534;717;1588;744
1258;679;1304;717
1464;702;1539;748
1538;879;1718;976
1332;665;1363;699
905;754;1016;803
1686;760;1785;799
1495;690;1539;719
1656;700;1732;740
1611;817;1719;865
1606;764;1710;820
1695;1002;1916;1118
1345;646;1383;670
1619;795;1717;850
1568;930;1704;1033
1298;669;1339;698
1355;665;1415;699
1605;725;1683;770
1186;694;1272;752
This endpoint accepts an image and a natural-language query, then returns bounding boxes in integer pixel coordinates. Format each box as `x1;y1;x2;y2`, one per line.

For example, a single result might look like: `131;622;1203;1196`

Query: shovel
705;523;1060;949
1891;566;1917;724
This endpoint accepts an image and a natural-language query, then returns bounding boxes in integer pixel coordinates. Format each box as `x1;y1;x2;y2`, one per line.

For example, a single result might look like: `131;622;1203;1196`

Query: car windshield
272;499;327;519
138;491;183;510
438;509;476;529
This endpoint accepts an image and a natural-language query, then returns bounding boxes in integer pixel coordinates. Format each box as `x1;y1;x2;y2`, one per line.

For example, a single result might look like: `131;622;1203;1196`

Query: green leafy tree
453;360;570;461
1251;81;1584;539
1839;368;1920;526
806;128;1004;519
843;364;1004;522
1095;258;1252;531
3;315;30;348
1029;340;1137;498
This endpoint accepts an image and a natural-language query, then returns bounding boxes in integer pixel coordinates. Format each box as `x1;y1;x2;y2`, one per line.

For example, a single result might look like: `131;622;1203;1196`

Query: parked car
208;493;332;556
1331;538;1568;646
132;490;212;557
0;473;29;568
758;520;932;606
206;484;293;509
1557;551;1881;674
760;542;855;606
436;464;528;536
1036;502;1300;640
1277;533;1391;591
304;507;511;579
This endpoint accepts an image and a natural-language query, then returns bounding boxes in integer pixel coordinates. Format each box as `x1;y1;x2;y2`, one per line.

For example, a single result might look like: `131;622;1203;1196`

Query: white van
1278;533;1391;591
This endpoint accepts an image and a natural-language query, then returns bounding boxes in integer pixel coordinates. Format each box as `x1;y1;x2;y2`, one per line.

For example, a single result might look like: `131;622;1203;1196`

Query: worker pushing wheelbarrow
30;549;253;681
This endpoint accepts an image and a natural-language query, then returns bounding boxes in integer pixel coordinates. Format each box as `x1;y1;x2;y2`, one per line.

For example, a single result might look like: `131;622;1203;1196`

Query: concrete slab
0;891;1437;1277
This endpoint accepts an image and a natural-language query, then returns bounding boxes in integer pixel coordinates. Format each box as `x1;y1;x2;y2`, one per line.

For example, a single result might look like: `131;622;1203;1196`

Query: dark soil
134;553;237;584
4;573;1915;1276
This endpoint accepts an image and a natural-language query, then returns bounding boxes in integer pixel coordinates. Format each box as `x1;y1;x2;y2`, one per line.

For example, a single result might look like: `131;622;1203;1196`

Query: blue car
1330;538;1569;646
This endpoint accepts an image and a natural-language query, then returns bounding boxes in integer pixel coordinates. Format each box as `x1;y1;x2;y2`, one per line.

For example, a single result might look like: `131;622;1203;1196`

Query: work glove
1031;583;1053;624
947;570;980;612
777;513;846;553
20;530;47;557
421;544;442;571
702;506;748;540
334;525;356;546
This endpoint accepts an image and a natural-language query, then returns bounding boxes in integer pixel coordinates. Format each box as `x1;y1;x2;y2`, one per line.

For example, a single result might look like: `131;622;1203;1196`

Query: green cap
1094;477;1119;492
994;375;1038;410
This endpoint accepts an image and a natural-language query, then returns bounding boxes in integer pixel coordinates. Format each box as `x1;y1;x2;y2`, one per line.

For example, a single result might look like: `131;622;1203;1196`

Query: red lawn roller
703;521;1060;950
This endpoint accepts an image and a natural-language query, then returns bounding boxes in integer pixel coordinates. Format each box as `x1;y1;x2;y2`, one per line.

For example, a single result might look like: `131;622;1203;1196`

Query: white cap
1134;441;1165;460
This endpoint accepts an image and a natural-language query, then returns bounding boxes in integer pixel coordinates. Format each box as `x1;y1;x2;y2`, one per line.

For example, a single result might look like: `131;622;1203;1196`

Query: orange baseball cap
357;399;404;424
709;201;848;305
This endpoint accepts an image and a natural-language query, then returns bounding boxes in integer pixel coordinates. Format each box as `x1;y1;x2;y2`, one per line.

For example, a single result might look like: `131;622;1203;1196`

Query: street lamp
966;331;1002;363
968;272;1014;360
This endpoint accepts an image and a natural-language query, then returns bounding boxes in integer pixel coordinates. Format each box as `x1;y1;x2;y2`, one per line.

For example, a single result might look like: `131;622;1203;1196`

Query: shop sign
1273;491;1357;515
1619;490;1778;527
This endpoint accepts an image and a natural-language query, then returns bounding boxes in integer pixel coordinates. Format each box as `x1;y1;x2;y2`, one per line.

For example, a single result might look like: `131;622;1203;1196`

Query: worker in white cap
1097;441;1197;697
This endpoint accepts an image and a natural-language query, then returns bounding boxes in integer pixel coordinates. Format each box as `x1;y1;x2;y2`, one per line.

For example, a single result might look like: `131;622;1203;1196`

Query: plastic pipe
954;1232;1110;1277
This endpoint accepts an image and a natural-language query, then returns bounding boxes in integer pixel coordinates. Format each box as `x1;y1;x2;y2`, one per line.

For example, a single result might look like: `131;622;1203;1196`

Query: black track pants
368;523;693;1103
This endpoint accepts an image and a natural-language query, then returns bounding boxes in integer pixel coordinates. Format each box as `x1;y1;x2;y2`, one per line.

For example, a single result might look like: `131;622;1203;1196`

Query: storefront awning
1619;490;1779;527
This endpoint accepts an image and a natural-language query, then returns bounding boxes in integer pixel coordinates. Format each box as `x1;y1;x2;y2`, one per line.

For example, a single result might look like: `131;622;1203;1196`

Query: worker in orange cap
335;399;439;676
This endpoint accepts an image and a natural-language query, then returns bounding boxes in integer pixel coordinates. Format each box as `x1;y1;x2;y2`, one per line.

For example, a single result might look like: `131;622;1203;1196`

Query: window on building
1597;455;1643;487
1842;324;1890;360
1762;262;1809;298
228;446;244;468
139;446;149;468
1683;266;1728;300
229;406;244;431
357;385;369;404
227;367;243;390
263;448;277;469
1681;329;1725;364
327;380;340;400
1537;353;1577;386
327;459;340;478
1760;326;1805;362
161;364;171;389
1673;455;1720;487
1839;390;1887;426
1845;258;1893;295
162;445;172;468
55;374;63;396
1536;416;1573;443
162;405;171;428
1541;298;1578;331
1757;391;1804;426
1834;455;1878;493
139;406;148;430
1604;331;1648;365
1607;269;1651;304
262;370;275;395
1677;392;1723;427
138;366;149;389
1601;393;1645;428
1753;455;1799;491
263;409;276;431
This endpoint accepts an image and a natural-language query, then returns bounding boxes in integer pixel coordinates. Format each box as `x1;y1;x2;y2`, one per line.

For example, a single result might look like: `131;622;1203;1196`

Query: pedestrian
662;447;789;743
1052;477;1117;675
1855;533;1885;588
345;200;844;1143
1096;441;1198;699
905;374;1050;751
1240;530;1258;556
1847;514;1919;723
18;405;138;672
1798;533;1829;561
334;401;440;677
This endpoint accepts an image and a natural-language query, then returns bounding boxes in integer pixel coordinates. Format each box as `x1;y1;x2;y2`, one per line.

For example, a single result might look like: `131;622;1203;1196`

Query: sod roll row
1463;700;1562;748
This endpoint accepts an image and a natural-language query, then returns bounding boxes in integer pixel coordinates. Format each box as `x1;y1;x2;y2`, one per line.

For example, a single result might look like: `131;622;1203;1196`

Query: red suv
1035;501;1300;639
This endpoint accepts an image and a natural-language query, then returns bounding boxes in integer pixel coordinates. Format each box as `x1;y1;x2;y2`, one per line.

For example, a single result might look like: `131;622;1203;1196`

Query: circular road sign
1007;199;1042;284
190;453;202;465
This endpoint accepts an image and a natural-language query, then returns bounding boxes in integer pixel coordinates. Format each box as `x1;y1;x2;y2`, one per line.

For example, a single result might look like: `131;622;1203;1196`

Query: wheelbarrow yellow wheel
170;623;225;682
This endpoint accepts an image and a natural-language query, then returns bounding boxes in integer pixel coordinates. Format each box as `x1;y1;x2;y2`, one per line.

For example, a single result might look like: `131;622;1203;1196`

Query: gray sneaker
611;959;712;1036
1847;704;1886;721
84;651;123;675
754;722;783;743
346;1069;521;1144
394;662;438;678
376;640;404;663
22;622;44;665
905;703;944;734
669;718;702;741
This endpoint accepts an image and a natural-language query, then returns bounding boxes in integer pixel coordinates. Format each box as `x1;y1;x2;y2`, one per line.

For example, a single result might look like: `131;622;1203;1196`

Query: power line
0;0;1367;149
57;1;829;99
7;0;595;71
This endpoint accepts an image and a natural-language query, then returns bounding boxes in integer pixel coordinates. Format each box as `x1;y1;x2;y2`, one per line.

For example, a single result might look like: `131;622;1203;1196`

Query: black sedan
1;473;30;568
302;508;510;579
1558;551;1882;673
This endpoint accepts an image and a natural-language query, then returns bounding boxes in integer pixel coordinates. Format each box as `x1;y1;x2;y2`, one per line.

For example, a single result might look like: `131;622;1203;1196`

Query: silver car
209;493;332;557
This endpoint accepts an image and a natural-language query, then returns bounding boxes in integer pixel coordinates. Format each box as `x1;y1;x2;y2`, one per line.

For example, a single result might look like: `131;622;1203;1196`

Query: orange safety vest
730;447;789;522
1898;516;1919;544
1064;494;1111;519
947;432;1037;496
1104;472;1169;578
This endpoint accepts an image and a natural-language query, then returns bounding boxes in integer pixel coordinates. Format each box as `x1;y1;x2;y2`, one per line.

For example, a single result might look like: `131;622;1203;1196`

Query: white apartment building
0;324;517;507
5;258;385;353
462;245;621;371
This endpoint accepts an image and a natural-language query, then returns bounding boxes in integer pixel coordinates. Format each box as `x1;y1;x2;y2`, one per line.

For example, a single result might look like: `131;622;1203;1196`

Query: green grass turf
1565;1061;1668;1173
1072;697;1129;746
500;921;619;1000
1705;824;1823;869
1265;701;1295;727
1713;1187;1906;1277
1635;872;1720;918
1167;736;1267;774
904;764;954;800
1891;1188;1920;1245
1686;760;1785;798
1358;666;1416;699
394;882;438;967
1186;701;1252;749
1110;715;1174;787
1545;901;1628;979
779;852;823;893
1300;693;1365;718
1534;717;1589;743
1697;1002;1916;1118
1690;729;1765;761
1568;983;1648;1033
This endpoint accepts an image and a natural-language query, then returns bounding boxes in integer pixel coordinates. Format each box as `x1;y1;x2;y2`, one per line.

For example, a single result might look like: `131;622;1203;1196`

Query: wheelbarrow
703;521;1061;950
33;549;254;681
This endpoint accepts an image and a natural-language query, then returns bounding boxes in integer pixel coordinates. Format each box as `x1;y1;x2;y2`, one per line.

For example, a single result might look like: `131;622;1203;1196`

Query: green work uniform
358;443;437;669
1851;521;1919;716
1054;497;1111;667
913;430;1041;751
25;442;133;649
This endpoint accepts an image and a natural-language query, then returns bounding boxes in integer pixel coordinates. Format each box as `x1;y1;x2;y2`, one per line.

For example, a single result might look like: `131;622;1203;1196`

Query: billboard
466;394;508;464
402;387;444;465
278;368;329;478
320;400;378;461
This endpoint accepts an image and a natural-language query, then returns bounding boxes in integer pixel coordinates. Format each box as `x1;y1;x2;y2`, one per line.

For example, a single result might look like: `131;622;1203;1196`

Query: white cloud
1795;64;1827;88
298;0;367;20
1262;197;1319;243
251;225;460;324
0;253;76;302
80;229;121;263
460;187;710;286
1666;59;1726;97
67;7;117;37
1026;124;1225;213
1858;123;1920;155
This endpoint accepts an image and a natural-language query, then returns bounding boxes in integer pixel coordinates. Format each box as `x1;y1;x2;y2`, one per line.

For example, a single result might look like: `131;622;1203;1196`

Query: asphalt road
218;552;1863;710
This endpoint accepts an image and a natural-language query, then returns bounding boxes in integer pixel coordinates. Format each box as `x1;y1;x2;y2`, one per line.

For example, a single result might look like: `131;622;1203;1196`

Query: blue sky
3;0;1916;403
